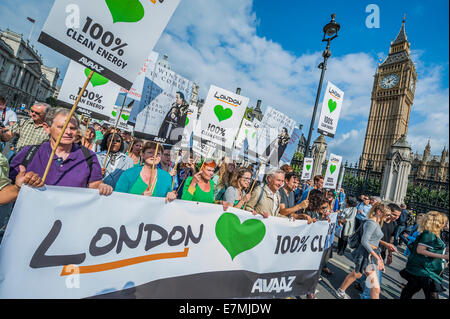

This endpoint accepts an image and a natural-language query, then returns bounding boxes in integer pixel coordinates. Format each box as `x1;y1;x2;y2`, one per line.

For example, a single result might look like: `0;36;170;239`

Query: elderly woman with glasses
115;142;176;203
96;131;134;189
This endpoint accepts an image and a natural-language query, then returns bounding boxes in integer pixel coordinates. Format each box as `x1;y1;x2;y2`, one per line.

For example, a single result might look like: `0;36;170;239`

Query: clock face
379;74;399;89
410;77;415;91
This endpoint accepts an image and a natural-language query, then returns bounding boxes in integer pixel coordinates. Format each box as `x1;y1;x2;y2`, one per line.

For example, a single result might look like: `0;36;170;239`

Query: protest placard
317;82;344;138
0;186;336;299
279;127;302;166
301;157;314;181
38;0;180;89
57;60;121;121
193;85;249;157
323;153;343;189
252;107;296;166
128;52;194;145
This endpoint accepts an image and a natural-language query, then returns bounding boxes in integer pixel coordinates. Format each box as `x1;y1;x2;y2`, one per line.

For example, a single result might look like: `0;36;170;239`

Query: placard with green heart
215;213;266;260
121;114;129;121
105;0;145;24
85;68;109;87
328;99;337;113
214;105;233;122
185;117;189;126
306;164;311;171
329;164;337;174
111;110;117;117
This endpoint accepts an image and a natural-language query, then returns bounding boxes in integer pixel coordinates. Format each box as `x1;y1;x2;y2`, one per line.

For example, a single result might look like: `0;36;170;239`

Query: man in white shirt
0;96;17;128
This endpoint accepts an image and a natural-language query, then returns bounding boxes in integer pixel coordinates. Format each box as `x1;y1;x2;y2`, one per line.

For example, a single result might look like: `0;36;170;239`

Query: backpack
348;220;367;249
21;144;95;177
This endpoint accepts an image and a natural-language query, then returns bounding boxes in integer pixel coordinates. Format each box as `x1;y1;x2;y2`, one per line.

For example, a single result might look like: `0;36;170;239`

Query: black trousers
400;273;440;299
337;236;348;254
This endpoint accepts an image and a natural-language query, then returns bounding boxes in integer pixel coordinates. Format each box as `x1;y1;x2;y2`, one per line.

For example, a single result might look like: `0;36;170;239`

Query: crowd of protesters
0;99;448;299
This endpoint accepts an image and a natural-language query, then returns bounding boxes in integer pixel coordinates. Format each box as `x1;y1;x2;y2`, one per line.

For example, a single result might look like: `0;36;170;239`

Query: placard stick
82;116;91;145
144;142;160;194
42;70;94;183
176;155;200;194
127;138;135;154
101;98;128;173
171;150;182;190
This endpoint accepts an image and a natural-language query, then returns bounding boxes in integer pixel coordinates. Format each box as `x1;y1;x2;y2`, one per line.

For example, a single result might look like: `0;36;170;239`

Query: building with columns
0;29;59;109
410;141;449;182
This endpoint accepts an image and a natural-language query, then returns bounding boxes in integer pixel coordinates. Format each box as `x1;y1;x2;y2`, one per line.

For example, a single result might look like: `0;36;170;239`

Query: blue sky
0;0;448;164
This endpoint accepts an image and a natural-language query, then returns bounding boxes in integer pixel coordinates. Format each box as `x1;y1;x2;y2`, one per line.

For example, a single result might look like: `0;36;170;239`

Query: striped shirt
10;118;49;152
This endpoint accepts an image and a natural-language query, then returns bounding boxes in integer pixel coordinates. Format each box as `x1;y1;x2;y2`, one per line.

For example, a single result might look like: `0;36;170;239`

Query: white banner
301;157;314;181
323;153;342;190
0;186;335;298
38;0;180;89
57;60;121;121
193;85;249;156
180;104;198;149
317;82;344;138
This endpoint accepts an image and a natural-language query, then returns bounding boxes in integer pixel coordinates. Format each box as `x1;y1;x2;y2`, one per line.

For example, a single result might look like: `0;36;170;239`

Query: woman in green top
400;211;449;299
115;142;177;202
181;159;217;204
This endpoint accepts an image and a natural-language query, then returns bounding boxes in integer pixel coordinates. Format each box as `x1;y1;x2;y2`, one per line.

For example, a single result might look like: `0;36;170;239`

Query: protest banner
252;107;296;166
128;52;194;145
323;153;343;189
38;0;180;89
234;118;254;152
317;82;344;138
57;60;121;121
192;85;249;158
107;106;134;132
0;186;335;299
301;157;314;181
180;104;198;150
279;127;302;166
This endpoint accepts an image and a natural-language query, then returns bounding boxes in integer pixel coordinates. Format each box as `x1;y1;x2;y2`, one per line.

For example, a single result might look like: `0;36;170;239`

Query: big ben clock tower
360;17;417;172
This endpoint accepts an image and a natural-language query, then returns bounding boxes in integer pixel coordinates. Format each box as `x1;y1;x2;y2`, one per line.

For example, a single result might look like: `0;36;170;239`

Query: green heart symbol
214;105;233;122
252;132;256;139
245;129;249;136
328;99;337;113
85;68;109;87
121;114;129;121
111;110;117;117
306;164;311;171
185;117;189;126
105;0;145;23
215;213;266;260
330;164;337;174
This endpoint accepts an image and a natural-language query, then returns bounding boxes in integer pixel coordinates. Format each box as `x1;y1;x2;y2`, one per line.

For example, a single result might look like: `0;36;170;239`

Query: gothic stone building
410;141;449;182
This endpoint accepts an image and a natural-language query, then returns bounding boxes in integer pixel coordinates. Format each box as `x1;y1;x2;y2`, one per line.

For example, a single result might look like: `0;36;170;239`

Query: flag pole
42;70;94;183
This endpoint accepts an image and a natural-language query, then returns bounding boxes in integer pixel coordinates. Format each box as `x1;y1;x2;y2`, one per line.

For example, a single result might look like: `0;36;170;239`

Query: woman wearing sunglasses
96;132;134;189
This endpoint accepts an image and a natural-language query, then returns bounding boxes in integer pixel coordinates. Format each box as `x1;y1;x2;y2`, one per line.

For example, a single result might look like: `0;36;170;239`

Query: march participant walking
354;195;372;231
115;142;176;202
335;203;387;299
223;167;252;209
278;172;311;222
96;132;134;189
336;197;358;255
181;159;217;204
9;107;113;196
400;211;449;299
0;102;50;154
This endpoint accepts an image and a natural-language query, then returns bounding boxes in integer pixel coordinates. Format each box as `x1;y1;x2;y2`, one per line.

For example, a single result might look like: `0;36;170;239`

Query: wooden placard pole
144;142;160;195
171;150;182;190
243;161;263;210
42;70;94;183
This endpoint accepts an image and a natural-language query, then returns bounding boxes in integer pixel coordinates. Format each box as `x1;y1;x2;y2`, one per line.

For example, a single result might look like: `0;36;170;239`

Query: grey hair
44;107;80;128
265;168;285;183
33;102;51;117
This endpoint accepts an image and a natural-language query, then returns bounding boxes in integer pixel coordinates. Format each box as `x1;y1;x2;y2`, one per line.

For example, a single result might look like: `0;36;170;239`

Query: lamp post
304;13;340;157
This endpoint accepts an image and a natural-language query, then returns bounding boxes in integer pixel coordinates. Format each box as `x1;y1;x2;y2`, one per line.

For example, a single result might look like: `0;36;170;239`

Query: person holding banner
96;132;134;189
278;172;311;223
299;175;324;203
9;108;113;196
245;168;285;219
223;167;252;209
115;142;176;202
181;159;216;204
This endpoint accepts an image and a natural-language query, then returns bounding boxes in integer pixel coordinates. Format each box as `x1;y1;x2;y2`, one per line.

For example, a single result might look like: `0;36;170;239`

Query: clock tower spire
360;17;417;172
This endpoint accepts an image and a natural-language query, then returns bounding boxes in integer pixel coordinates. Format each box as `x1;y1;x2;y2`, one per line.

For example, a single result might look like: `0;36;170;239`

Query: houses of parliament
359;18;448;182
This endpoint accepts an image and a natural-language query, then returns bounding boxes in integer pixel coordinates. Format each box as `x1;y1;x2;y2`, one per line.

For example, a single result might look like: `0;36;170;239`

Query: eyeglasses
320;205;329;210
30;109;42;115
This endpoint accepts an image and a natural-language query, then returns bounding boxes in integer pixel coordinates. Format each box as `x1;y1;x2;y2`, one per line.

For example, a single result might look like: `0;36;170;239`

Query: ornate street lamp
305;14;340;157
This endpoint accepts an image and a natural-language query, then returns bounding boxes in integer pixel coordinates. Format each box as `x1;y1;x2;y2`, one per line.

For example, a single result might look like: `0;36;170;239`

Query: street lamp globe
323;13;340;41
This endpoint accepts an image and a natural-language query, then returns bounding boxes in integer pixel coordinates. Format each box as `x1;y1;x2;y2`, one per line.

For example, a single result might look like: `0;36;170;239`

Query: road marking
329;258;352;272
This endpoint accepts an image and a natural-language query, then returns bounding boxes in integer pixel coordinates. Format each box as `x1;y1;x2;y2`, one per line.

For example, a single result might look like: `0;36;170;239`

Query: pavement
312;238;449;299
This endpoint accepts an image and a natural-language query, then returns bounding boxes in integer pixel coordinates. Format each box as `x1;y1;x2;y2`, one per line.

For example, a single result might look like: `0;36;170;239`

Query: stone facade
311;134;327;178
360;19;417;172
0;29;59;109
410;140;449;182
